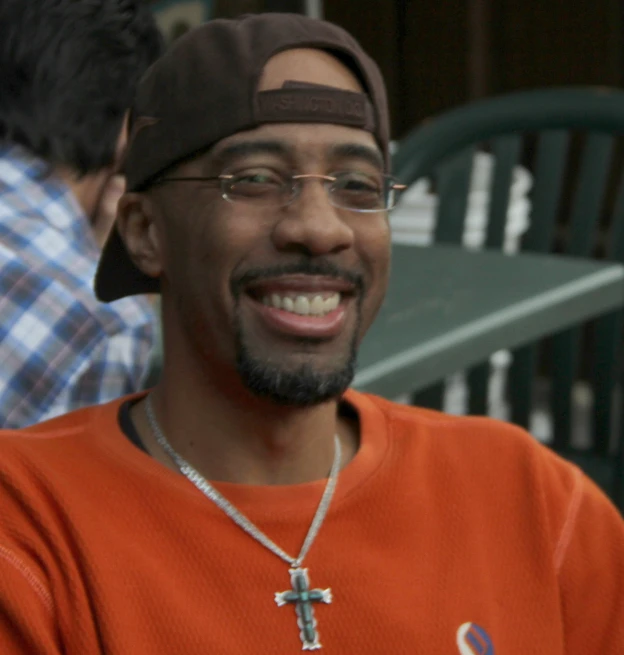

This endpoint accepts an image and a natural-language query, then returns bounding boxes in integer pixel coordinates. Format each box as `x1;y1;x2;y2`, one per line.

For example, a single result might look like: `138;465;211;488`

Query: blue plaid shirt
0;145;156;428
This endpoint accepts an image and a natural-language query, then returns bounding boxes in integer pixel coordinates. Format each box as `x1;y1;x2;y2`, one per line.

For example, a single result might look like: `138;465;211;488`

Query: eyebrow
206;138;384;172
208;140;292;170
328;143;384;171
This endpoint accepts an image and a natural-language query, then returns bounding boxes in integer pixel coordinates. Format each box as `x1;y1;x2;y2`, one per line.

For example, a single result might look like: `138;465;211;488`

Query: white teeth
324;295;339;312
260;292;341;316
293;296;310;315
309;296;325;314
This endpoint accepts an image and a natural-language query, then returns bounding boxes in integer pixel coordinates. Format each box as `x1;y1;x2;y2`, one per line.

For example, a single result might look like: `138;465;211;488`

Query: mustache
231;259;365;297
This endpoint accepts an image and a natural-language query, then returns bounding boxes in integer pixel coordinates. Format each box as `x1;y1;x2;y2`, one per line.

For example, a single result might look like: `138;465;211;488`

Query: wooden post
467;0;491;99
304;0;323;18
262;0;306;11
212;0;263;17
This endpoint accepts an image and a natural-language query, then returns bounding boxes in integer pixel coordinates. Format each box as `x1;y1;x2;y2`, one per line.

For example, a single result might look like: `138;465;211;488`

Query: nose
271;177;355;256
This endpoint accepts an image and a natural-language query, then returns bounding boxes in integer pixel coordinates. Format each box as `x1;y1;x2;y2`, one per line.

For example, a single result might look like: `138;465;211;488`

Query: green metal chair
392;86;624;508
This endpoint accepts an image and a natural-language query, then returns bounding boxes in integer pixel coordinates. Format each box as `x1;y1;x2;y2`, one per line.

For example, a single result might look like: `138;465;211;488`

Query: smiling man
0;13;621;655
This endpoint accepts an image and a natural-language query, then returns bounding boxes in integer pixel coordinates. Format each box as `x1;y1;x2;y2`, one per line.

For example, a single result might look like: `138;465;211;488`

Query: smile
261;292;341;317
243;276;355;339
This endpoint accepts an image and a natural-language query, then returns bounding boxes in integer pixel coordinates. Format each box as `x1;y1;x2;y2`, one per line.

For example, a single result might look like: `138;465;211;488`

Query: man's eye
342;179;379;192
238;173;280;185
331;172;385;210
228;170;284;197
335;173;382;194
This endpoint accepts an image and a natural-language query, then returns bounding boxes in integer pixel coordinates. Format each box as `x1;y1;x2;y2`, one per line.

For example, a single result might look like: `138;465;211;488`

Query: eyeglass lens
223;171;397;211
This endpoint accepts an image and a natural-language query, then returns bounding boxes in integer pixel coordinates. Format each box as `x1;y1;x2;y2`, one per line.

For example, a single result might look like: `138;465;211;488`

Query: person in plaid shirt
0;0;164;428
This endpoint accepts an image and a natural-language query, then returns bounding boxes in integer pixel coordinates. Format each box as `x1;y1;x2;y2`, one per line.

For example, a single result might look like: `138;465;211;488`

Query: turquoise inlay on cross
275;568;332;651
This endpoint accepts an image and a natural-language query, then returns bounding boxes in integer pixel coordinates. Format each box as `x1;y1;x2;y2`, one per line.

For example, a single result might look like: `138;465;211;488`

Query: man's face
155;51;391;405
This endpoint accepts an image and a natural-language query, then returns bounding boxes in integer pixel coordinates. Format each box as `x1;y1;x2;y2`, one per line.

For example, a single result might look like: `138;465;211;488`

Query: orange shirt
0;389;622;654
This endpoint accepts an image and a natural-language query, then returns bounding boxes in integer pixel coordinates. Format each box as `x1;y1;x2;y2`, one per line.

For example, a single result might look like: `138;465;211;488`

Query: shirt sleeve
40;317;154;421
0;252;155;428
555;469;624;653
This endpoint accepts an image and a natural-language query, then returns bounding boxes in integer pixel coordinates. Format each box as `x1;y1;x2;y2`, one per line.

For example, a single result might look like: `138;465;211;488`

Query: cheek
164;202;271;294
354;215;391;326
159;200;224;293
355;214;391;284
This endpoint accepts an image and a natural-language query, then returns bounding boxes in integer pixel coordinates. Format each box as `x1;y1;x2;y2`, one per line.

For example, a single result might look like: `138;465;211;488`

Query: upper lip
244;275;356;296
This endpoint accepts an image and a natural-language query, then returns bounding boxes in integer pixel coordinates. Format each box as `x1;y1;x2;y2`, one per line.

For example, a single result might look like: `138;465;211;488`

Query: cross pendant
275;567;332;650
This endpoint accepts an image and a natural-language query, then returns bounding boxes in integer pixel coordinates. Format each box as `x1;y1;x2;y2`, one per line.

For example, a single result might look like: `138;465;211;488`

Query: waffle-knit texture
0;389;621;653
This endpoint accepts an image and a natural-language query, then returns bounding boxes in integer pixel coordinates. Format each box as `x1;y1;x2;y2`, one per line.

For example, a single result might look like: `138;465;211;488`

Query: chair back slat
508;344;537;429
433;148;475;243
591;169;624;454
567;133;613;256
485;135;522;249
551;327;583;450
508;132;567;430
551;135;616;453
523;131;569;252
410;382;445;411
467;364;490;415
606;168;624;263
592;310;623;453
468;134;520;414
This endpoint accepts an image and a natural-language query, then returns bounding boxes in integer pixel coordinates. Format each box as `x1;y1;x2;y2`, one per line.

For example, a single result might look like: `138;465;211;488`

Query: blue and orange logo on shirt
456;622;495;655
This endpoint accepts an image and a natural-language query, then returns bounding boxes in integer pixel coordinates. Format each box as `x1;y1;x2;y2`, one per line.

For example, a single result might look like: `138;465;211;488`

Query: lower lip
248;297;349;338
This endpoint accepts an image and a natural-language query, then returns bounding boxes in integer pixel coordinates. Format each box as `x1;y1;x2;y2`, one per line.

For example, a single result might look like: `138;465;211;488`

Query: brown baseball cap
95;12;390;302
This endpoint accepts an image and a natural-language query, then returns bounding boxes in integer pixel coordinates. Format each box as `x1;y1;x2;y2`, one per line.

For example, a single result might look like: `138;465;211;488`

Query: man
0;13;621;654
0;0;164;427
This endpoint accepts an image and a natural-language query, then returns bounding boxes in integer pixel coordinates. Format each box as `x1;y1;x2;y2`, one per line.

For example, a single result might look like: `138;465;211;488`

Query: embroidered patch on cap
255;82;375;131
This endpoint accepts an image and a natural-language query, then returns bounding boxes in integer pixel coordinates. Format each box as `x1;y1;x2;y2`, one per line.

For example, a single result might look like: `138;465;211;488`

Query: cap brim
94;225;160;302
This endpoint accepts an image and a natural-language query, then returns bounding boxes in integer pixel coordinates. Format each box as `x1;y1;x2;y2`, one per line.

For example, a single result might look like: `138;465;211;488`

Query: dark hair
0;0;164;175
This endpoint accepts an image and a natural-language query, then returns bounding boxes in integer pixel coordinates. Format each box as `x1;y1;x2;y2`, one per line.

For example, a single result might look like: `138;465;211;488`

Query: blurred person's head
0;0;164;241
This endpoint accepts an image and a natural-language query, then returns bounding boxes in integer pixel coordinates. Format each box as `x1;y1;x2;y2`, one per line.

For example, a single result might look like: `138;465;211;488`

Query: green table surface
353;244;624;397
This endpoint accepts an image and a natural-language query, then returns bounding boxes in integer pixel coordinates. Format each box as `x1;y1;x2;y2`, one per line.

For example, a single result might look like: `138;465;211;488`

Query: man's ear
116;193;163;279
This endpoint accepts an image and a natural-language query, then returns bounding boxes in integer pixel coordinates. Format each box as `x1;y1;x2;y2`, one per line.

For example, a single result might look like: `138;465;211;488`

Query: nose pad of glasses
287;175;336;209
285;181;303;206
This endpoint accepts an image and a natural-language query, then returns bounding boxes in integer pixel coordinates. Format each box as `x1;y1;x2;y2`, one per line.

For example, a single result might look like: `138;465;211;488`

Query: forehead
207;122;381;169
258;48;364;93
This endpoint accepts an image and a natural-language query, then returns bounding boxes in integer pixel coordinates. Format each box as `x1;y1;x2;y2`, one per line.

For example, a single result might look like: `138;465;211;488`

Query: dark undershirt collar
117;398;358;456
118;400;148;453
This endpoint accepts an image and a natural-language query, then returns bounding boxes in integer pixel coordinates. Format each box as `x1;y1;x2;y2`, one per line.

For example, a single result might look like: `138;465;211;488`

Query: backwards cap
95;12;390;302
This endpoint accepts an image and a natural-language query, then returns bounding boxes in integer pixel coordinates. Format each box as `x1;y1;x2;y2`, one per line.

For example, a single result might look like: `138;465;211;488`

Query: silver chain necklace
144;395;341;651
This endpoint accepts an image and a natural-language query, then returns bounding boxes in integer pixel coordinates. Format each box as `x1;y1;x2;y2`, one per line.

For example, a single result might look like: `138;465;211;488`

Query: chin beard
231;260;364;406
235;338;358;406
